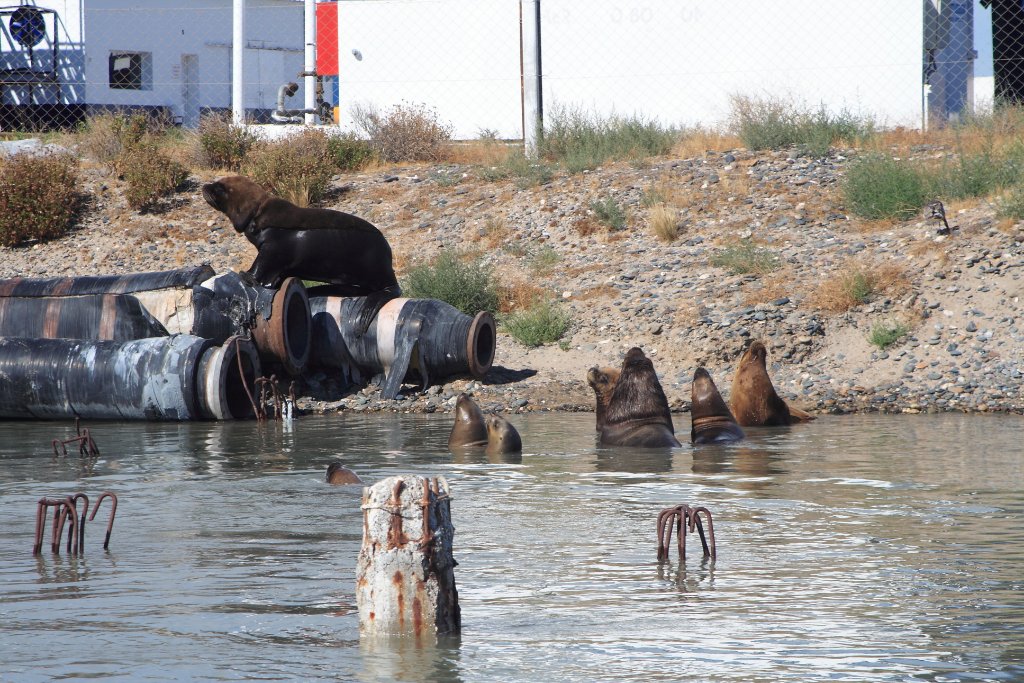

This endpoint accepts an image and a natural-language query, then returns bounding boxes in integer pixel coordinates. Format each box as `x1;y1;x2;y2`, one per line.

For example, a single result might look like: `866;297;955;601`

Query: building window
109;52;151;90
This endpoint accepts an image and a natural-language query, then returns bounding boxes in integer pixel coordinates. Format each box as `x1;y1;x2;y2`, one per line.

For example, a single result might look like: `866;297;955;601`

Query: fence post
521;0;542;157
304;0;317;125
232;0;245;124
357;476;460;638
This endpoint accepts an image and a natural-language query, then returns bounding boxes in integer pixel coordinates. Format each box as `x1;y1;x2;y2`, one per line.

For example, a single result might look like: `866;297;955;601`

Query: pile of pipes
0;267;495;421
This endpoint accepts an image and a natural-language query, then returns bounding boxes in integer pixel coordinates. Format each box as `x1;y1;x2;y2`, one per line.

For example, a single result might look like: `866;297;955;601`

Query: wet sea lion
448;393;488;451
690;367;745;444
326;461;364;485
586;366;620;432
600;347;680;448
202;175;399;331
484;414;522;455
730;340;815;426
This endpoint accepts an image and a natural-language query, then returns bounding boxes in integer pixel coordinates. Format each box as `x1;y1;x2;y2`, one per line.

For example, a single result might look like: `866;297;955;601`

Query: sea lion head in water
326;461;364;485
691;367;745;444
730;340;814;426
586;366;620;433
484;413;522;455
202;175;400;332
448;393;488;451
600;347;680;448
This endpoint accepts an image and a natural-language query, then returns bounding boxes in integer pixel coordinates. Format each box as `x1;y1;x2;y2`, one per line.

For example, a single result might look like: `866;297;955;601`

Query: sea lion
600;347;680;448
586;366;620;432
202;175;399;330
484;413;522;455
448;393;488;451
326;461;364;485
730;340;815;426
690;367;745;444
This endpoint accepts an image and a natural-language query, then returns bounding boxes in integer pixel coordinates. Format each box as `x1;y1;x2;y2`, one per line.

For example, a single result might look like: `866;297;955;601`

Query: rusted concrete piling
357;476;460;637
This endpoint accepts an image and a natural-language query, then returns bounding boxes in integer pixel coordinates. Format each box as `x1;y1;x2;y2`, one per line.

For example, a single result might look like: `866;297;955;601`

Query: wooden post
357;476;460;637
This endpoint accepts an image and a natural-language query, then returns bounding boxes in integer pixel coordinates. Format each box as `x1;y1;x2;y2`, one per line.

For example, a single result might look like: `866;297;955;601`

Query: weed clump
401;249;500;316
241;128;334;207
502;299;571;347
192;112;260;171
590;196;627;231
868;320;910;349
729;95;873;157
539;105;678;172
843;154;927;220
77;110;161;172
120;140;189;211
649;204;679;243
710;240;780;275
0;151;80;246
351;101;453;162
812;262;907;312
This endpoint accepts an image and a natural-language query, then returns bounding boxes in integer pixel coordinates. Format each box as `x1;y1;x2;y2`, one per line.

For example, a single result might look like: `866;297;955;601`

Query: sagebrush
0;152;80;246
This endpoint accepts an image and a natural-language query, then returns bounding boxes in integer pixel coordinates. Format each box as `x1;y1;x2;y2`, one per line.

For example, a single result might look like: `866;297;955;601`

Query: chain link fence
0;1;1016;138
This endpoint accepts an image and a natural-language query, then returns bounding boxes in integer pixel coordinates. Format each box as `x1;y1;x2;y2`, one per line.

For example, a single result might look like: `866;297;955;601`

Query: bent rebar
51;418;100;458
65;493;89;554
34;497;78;556
657;504;715;562
89;492;118;551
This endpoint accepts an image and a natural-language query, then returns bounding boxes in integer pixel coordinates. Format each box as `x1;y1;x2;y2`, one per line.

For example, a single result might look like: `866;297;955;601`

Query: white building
328;0;996;139
0;0;307;127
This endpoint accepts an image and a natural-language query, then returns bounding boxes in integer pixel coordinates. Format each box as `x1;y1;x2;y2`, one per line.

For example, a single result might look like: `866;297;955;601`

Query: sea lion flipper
787;405;816;422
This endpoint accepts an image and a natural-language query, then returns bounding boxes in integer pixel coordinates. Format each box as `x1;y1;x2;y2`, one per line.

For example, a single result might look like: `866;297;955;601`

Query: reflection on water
2;413;1024;681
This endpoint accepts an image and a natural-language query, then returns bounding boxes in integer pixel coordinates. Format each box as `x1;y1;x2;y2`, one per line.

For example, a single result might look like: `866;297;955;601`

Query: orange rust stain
412;596;423;633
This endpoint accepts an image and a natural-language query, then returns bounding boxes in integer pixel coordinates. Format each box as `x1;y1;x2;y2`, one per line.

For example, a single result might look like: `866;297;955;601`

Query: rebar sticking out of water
657;504;716;562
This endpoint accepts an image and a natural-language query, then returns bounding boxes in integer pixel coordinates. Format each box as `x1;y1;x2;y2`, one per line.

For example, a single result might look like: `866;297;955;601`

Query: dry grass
498;279;549;314
672;130;741;158
475;215;511;249
572;215;602;238
743;266;797;306
908;240;951;266
649;203;679;242
573;283;618;301
446;139;515;166
810;261;909;312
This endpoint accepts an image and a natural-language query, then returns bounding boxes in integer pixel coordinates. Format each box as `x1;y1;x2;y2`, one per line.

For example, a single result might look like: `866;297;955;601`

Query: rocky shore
3;143;1022;419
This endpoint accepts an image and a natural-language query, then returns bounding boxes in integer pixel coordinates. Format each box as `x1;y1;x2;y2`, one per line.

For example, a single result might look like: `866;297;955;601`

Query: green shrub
241;128;334;206
0;151;80;246
590;196;627;230
77;110;156;171
528;245;561;274
120;141;189;211
539;105;678;172
710;240;780;275
843;154;927;220
478;150;554;187
997;185;1024;219
351;101;453;162
401;250;500;315
193;112;260;171
729;95;873;156
502;299;571;347
868;320;909;349
326;131;374;171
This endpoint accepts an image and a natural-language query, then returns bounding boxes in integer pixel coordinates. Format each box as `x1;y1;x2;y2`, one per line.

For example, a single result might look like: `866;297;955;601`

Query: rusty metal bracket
51;418;100;458
657;504;716;562
32;491;118;555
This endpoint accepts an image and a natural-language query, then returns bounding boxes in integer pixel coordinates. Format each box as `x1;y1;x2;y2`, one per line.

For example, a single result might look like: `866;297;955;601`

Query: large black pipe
0;268;311;376
309;295;495;399
0;334;260;421
0;294;168;341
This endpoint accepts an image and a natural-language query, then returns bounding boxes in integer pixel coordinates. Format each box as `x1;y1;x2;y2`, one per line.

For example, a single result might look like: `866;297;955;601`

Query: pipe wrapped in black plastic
309;296;495;399
0;294;169;341
0;268;311;376
0;266;215;296
0;334;260;421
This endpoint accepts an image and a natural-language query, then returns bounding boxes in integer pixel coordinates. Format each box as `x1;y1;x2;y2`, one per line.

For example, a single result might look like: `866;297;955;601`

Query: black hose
0;294;168;340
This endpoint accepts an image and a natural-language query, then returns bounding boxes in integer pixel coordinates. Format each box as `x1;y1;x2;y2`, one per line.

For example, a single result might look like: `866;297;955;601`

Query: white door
180;54;199;128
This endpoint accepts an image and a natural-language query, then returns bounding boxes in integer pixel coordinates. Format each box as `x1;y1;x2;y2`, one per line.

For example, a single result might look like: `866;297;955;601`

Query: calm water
1;412;1023;682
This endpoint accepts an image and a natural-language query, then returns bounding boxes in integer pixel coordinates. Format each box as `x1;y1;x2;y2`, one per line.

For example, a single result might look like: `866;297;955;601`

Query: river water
1;412;1023;682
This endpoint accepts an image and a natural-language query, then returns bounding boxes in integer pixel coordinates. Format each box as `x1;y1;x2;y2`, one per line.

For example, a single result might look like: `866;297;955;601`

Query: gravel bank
2;144;1022;420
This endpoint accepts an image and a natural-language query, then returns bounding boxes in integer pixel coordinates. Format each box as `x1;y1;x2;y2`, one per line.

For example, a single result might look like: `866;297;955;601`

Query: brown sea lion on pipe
201;175;399;332
586;366;620;432
326;461;364;485
691;367;745;444
730;340;815;426
484;414;522;455
600;347;680;448
448;393;488;451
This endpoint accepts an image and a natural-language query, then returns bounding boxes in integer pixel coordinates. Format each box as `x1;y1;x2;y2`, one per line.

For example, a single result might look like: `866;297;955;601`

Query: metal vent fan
10;7;46;48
